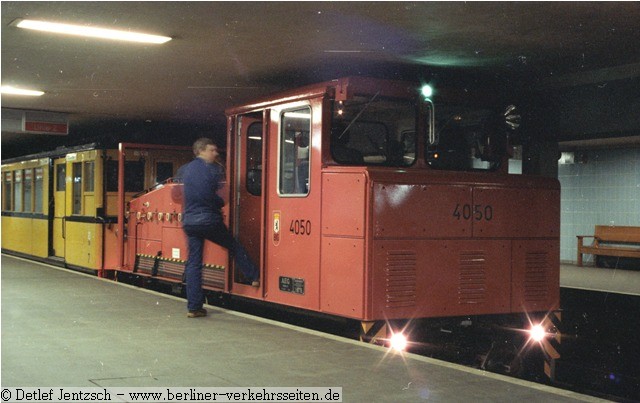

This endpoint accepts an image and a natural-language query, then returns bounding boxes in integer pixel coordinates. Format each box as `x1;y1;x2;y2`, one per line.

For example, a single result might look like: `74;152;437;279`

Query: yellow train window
14;170;23;213
35;167;44;213
56;164;66;191
2;172;12;211
84;161;95;192
23;169;33;212
72;162;82;214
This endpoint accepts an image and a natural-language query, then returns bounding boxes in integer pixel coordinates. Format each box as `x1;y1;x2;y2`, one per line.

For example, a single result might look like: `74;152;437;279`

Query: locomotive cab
224;77;559;321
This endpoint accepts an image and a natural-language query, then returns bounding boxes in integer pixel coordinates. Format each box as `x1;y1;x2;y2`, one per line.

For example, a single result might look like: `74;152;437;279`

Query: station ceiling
2;2;640;155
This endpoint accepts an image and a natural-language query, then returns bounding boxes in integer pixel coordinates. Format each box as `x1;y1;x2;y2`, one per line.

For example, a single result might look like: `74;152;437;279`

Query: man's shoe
187;308;207;318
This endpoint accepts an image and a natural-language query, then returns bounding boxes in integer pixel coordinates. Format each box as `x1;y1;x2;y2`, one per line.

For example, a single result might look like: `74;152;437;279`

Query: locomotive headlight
389;332;408;352
528;324;546;342
421;84;434;99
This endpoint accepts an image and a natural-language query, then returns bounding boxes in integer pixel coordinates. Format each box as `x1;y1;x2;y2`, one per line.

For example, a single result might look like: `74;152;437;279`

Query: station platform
2;254;605;402
560;263;640;296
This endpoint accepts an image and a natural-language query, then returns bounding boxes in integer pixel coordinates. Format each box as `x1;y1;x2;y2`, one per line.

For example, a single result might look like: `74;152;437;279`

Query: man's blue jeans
183;222;259;311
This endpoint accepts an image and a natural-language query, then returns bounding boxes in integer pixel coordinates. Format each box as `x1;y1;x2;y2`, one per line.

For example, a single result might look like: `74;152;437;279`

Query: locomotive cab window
331;96;416;166
155;162;174;185
246;121;263;196
279;107;311;196
426;105;516;172
106;160;146;192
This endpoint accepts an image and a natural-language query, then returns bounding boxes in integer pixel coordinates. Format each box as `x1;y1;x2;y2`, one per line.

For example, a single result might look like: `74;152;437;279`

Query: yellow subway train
1;143;192;275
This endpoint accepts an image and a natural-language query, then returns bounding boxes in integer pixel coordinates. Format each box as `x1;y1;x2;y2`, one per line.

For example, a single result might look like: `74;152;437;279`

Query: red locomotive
122;77;560;377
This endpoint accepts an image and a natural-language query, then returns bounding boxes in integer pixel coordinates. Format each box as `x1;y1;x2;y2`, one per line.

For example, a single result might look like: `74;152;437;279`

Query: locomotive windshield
426;105;507;171
330;95;416;167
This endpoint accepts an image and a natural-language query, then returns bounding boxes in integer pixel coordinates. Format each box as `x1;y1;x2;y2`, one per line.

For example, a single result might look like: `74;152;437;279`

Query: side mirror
479;105;521;163
504;104;521;131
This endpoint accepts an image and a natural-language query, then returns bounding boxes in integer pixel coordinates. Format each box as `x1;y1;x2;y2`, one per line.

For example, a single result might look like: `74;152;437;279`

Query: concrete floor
1;254;605;402
560;263;640;296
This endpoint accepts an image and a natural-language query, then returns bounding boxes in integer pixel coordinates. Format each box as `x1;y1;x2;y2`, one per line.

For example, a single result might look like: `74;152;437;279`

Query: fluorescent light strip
15;19;171;44
283;112;311;119
1;86;44;96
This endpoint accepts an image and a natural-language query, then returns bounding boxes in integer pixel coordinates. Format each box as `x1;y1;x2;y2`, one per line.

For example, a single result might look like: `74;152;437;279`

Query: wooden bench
577;225;640;266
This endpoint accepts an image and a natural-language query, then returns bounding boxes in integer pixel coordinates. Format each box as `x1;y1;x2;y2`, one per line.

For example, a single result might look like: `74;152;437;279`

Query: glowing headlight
389;333;408;352
421;84;434;99
529;324;546;342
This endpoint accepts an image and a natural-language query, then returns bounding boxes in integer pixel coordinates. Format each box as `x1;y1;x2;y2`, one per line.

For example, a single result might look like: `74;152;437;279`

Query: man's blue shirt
182;157;225;226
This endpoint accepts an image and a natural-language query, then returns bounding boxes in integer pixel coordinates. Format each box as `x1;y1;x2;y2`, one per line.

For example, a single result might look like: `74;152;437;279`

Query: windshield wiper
338;90;381;140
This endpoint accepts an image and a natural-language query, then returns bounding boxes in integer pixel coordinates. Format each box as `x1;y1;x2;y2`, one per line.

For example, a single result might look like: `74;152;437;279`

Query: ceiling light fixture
13;19;172;44
1;86;45;96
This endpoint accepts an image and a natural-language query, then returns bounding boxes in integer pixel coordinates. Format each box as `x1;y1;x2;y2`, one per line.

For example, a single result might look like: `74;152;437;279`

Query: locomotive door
263;102;321;310
233;112;265;287
52;157;66;259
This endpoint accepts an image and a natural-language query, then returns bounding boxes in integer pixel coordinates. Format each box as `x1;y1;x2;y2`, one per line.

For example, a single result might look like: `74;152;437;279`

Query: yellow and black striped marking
359;321;389;345
540;310;562;380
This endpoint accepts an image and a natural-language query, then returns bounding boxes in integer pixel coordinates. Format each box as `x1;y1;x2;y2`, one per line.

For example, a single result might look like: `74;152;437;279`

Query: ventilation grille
459;251;487;304
134;254;224;289
135;254;155;275
202;265;225;289
523;251;549;302
385;250;417;308
157;260;184;280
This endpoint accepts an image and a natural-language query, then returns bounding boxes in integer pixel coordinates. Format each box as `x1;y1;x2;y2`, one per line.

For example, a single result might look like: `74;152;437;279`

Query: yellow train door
52;158;66;259
63;150;103;272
